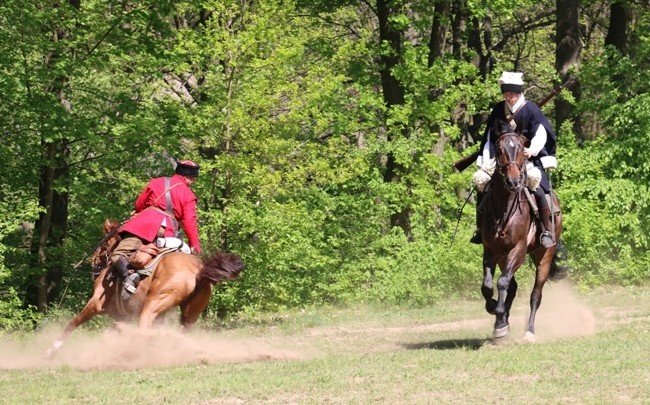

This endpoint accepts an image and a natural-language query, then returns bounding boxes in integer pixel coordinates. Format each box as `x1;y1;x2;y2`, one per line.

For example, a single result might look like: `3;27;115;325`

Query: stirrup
539;231;555;248
121;273;140;300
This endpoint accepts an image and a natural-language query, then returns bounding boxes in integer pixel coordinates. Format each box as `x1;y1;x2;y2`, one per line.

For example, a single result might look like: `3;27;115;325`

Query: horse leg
179;283;213;330
481;259;497;315
524;259;552;342
503;275;518;324
493;271;515;338
138;294;182;328
46;297;103;358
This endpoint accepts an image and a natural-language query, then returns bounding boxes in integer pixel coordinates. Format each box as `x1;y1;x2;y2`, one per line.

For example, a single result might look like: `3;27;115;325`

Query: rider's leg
533;187;555;248
112;256;130;279
110;234;145;299
470;191;484;244
110;234;142;277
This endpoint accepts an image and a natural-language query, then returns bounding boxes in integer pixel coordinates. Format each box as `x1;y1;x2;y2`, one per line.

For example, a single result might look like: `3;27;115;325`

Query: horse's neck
489;179;526;217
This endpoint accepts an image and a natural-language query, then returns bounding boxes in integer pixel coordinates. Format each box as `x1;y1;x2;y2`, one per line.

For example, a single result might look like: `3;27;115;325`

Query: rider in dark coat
471;72;557;248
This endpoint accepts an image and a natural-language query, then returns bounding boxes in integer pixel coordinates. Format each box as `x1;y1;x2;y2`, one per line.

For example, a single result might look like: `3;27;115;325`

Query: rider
470;71;557;248
110;159;202;299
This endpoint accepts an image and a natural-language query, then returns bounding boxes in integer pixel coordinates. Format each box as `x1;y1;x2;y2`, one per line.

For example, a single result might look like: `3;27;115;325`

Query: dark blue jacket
480;100;557;192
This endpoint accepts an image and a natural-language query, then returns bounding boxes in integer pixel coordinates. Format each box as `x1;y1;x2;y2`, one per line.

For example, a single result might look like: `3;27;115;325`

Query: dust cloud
0;281;611;370
0;324;302;370
510;280;597;340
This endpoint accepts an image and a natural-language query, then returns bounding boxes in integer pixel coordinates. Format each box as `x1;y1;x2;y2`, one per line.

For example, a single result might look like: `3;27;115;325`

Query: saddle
129;243;160;269
129;236;192;270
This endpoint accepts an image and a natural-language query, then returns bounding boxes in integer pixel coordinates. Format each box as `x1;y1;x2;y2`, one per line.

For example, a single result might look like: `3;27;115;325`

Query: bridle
495;132;527;193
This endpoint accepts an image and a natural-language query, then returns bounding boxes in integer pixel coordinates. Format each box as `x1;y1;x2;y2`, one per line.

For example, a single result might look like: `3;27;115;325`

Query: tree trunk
604;1;627;54
27;0;77;312
428;0;449;65
376;0;411;240
33;141;70;312
555;0;583;143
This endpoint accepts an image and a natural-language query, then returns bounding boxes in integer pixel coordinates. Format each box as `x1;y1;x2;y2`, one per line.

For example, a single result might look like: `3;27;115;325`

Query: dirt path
0;281;645;370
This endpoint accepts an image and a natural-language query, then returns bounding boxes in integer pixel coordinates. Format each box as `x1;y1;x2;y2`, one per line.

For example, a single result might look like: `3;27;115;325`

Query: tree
555;0;583;143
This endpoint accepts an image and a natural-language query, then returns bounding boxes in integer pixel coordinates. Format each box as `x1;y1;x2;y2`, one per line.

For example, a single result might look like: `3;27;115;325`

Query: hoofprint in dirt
0;281;647;370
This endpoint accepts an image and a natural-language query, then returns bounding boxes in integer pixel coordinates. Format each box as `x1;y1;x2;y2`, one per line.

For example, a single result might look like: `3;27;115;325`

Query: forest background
0;0;648;331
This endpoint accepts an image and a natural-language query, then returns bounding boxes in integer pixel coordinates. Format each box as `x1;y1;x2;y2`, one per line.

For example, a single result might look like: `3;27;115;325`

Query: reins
492;132;529;239
493;188;525;238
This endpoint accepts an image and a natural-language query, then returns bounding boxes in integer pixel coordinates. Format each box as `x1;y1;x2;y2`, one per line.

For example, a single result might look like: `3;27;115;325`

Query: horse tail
549;239;570;281
197;251;245;286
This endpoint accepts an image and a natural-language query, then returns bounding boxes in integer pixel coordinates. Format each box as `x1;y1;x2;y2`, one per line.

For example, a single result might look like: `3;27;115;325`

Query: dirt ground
0;281;643;371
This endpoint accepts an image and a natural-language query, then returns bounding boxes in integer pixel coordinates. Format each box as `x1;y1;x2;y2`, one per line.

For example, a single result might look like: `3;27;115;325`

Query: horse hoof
45;340;63;359
493;325;510;339
523;331;536;343
485;300;497;315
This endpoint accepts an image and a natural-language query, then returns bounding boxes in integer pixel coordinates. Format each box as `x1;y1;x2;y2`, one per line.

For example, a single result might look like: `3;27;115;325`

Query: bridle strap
496;190;524;238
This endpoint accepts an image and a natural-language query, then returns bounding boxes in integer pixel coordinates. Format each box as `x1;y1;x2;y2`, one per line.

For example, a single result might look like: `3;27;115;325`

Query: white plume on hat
498;71;524;86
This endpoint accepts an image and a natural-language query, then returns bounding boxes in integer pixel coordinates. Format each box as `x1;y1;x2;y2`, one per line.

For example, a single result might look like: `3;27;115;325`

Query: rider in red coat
110;159;201;299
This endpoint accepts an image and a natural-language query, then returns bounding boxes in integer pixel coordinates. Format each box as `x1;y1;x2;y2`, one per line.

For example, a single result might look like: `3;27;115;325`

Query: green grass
1;283;649;404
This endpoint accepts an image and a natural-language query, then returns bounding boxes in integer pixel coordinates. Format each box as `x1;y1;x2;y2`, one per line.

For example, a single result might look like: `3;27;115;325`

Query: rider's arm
134;182;154;212
526;125;547;157
179;192;201;254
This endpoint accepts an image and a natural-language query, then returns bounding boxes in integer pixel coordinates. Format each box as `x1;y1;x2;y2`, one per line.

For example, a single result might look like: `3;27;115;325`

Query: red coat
119;174;201;252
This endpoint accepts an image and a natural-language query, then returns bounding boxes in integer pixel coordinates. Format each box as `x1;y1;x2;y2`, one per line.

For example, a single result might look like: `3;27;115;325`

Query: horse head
89;219;122;277
493;120;527;192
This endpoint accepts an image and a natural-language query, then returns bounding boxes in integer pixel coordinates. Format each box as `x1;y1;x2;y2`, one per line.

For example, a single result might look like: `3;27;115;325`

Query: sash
164;177;180;237
504;100;526;131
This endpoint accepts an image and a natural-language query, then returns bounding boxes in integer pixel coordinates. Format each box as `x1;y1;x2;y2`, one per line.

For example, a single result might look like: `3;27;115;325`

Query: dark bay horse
480;127;567;342
46;219;244;357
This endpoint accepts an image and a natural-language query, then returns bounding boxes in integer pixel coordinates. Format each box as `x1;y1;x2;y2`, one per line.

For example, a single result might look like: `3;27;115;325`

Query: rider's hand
191;247;199;256
523;148;532;159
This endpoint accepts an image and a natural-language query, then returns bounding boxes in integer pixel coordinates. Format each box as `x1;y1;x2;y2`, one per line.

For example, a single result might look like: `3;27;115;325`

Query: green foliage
559;27;650;285
0;288;41;332
1;0;649;330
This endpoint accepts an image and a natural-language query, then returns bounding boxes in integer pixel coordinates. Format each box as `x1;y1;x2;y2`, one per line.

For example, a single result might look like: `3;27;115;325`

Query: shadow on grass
401;338;486;351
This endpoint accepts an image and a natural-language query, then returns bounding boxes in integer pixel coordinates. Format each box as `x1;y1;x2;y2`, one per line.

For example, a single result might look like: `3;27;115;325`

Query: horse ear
103;218;119;233
514;118;526;135
493;119;508;136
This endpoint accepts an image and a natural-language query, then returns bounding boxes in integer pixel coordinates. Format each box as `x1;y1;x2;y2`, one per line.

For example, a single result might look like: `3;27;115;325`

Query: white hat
498;71;524;93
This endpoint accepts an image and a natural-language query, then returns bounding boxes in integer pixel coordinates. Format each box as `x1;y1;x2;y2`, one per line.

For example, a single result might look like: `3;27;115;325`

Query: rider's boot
121;272;141;301
538;205;555;248
113;256;139;300
470;192;484;244
113;256;130;279
469;213;482;244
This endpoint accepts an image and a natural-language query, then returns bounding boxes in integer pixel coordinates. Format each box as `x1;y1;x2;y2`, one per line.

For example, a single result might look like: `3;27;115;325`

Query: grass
0;283;649;404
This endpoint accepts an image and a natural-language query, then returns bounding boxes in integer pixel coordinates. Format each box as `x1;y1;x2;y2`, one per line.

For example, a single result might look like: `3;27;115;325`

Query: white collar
508;94;526;114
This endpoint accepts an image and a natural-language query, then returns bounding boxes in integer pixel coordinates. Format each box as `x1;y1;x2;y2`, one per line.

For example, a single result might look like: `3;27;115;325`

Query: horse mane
90;219;122;277
199;252;245;285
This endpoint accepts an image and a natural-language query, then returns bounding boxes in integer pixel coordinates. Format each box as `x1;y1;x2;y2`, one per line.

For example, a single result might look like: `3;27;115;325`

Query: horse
46;219;245;357
479;123;567;342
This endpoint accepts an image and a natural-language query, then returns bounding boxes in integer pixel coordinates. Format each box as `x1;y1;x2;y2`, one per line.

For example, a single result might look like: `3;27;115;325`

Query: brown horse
479;124;567;342
46;219;244;357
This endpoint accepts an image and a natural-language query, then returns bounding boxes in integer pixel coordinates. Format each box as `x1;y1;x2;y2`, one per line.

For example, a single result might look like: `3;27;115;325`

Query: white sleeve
481;131;492;162
527;125;547;156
